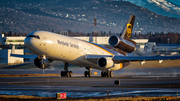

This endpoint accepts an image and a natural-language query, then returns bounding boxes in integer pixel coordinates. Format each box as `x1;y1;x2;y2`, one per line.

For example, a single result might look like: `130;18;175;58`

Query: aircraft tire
61;71;64;77
40;64;45;69
107;71;110;77
110;71;113;77
69;71;72;77
101;71;103;77
101;71;105;77
88;71;92;77
84;71;88;77
105;71;108;77
66;71;70;77
61;71;72;77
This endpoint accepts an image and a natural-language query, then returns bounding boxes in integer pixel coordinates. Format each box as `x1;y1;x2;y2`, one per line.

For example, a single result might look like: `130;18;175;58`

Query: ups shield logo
126;23;132;38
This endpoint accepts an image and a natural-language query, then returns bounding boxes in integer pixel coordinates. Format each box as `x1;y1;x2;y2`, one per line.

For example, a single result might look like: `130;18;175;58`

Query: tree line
132;32;180;44
1;31;180;44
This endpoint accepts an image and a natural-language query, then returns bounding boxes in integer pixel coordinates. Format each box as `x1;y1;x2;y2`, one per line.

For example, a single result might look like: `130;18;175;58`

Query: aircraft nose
24;31;41;50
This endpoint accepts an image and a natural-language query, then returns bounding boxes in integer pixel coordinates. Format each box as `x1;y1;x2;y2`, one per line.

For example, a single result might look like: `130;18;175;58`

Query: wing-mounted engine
97;57;130;71
97;57;114;68
34;57;53;69
108;35;136;53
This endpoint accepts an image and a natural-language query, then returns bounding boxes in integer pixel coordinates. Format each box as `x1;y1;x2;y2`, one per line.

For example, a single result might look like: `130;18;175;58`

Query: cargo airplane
11;15;180;77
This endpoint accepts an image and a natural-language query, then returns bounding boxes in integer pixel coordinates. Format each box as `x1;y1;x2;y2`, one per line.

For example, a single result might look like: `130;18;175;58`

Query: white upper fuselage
24;31;123;71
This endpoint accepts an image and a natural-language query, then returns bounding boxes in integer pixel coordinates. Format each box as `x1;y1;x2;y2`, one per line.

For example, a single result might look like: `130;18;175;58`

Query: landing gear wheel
110;71;113;77
61;62;73;77
84;71;92;77
61;71;64;77
61;71;73;77
107;71;110;77
88;71;92;77
101;71;105;77
61;71;67;77
101;71;113;77
84;71;88;77
105;71;108;77
66;71;70;77
40;64;45;69
69;71;72;77
101;71;103;77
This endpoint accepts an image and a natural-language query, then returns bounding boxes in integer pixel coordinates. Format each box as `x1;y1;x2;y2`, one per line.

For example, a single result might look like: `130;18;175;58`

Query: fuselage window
27;35;40;39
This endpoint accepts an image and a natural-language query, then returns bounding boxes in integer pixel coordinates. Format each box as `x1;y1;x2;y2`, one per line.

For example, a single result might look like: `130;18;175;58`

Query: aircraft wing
113;55;180;63
10;54;37;58
10;46;37;59
85;54;180;64
85;54;113;64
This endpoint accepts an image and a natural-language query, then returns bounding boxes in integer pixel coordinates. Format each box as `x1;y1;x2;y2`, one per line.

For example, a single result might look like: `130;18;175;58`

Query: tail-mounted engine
97;57;114;68
108;35;136;53
34;57;53;69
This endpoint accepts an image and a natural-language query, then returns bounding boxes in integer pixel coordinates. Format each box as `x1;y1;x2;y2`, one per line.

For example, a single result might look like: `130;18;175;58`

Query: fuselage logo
127;23;132;38
57;40;79;49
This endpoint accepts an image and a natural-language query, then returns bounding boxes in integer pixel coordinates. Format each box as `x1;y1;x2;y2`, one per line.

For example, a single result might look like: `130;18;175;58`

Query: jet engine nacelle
108;35;136;53
97;57;114;68
34;57;52;69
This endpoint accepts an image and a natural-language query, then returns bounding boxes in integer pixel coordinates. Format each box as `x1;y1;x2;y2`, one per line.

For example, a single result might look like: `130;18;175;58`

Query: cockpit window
27;35;40;39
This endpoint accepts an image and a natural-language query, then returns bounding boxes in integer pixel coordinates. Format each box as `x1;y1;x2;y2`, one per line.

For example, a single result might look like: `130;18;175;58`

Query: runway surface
0;75;180;97
0;61;180;98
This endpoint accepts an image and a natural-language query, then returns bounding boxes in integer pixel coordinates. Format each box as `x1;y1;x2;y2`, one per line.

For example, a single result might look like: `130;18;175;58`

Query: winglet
121;15;136;39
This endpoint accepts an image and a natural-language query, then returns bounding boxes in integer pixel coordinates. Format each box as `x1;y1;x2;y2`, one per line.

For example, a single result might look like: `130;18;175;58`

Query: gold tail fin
121;15;135;39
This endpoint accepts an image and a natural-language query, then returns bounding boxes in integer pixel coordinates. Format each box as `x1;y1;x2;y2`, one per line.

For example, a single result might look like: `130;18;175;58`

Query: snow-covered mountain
123;0;180;19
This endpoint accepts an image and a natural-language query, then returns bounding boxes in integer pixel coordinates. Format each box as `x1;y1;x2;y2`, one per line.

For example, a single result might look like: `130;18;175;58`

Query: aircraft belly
66;41;116;70
68;56;110;71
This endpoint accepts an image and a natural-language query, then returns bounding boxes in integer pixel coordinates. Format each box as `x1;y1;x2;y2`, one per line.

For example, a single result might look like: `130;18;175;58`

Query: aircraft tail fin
121;15;135;39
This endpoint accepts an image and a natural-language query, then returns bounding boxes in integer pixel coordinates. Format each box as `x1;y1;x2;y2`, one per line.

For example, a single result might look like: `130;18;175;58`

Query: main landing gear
84;67;92;77
61;71;72;77
61;62;73;77
101;71;113;77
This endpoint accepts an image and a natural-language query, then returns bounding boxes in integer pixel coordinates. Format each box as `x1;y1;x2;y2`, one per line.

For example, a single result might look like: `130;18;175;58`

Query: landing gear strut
101;71;113;77
61;62;73;77
40;56;45;69
84;67;92;77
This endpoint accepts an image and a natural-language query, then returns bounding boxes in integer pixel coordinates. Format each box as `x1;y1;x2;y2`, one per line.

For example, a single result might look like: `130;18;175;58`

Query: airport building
73;37;148;49
0;49;24;65
0;34;25;45
0;34;25;65
144;42;180;55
